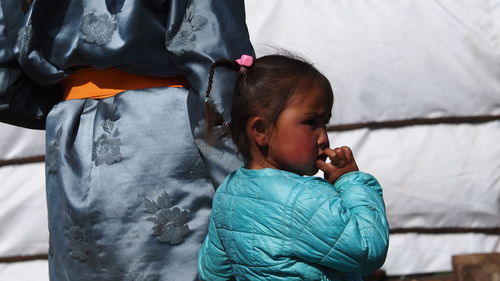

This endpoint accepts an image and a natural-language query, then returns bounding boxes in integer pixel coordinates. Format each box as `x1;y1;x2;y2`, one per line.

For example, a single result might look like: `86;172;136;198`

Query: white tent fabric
246;0;500;125
0;162;48;257
0;124;44;159
1;0;500;278
0;260;48;281
387;233;500;275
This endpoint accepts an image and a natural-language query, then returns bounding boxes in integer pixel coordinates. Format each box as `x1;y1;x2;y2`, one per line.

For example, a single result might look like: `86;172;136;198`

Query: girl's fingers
341;146;354;162
323;148;342;166
315;159;331;172
334;147;346;160
330;157;343;167
340;146;359;171
322;146;356;168
316;159;337;182
318;146;358;182
332;147;347;167
323;148;336;159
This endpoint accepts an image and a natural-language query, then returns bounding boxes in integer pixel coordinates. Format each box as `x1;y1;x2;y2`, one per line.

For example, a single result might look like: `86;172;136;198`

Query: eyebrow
305;110;330;117
304;111;332;122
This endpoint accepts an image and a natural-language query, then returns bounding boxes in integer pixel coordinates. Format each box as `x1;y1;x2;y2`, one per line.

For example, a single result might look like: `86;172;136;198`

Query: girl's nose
318;127;329;150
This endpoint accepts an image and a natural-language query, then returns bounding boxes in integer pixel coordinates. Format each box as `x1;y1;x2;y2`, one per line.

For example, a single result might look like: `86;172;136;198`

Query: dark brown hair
205;54;334;163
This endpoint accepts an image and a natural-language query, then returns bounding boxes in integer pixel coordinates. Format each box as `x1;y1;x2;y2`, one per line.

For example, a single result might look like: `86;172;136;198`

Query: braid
205;59;240;100
204;58;241;142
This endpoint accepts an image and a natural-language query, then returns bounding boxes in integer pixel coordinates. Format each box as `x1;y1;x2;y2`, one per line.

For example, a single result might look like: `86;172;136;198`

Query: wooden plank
452;253;500;281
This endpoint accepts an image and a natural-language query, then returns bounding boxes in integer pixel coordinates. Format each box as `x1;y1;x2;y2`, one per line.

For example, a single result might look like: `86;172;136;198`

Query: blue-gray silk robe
0;0;254;280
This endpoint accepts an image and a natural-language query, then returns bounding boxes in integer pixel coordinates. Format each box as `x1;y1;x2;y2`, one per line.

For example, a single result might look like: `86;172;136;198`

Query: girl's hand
316;146;359;183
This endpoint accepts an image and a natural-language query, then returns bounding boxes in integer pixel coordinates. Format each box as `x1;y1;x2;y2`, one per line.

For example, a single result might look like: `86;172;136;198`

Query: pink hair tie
235;54;254;74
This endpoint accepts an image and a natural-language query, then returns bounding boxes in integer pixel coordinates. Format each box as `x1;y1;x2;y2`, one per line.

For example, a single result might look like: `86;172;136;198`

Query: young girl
198;54;389;280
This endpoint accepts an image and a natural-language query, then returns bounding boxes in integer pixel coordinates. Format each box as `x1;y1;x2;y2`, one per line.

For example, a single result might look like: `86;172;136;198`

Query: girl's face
264;89;331;176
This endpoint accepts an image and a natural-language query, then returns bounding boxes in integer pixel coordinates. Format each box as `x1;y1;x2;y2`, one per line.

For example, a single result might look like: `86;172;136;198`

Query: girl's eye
304;119;317;127
304;115;330;128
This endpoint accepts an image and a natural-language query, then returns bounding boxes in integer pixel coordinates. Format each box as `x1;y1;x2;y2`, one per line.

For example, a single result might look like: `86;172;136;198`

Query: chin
303;167;319;176
285;164;318;176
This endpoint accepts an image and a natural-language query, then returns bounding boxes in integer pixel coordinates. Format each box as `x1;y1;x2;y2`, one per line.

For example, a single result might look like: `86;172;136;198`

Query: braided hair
204;59;241;141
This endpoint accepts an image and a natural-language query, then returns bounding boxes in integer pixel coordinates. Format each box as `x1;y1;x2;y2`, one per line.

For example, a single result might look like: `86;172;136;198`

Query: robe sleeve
0;3;61;130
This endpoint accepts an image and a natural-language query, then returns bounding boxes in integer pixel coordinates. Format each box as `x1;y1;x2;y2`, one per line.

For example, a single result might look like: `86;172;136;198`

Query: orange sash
61;68;190;101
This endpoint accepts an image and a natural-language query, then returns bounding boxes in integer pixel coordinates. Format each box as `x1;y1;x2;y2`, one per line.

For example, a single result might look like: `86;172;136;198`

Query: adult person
0;0;254;280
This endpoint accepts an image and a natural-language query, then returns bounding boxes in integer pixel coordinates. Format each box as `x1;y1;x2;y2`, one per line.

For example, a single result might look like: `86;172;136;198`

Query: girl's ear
247;116;269;147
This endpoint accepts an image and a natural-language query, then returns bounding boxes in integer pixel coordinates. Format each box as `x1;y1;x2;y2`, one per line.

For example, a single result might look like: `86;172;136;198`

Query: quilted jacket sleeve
290;171;389;275
198;217;234;281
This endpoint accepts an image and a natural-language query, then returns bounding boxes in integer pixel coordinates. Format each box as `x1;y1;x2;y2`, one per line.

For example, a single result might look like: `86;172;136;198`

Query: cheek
279;132;317;162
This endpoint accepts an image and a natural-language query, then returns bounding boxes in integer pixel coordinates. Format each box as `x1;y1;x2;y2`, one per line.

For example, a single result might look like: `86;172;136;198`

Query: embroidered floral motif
81;13;117;45
47;126;62;174
166;3;207;52
16;20;32;57
92;119;122;166
65;214;89;262
144;191;191;245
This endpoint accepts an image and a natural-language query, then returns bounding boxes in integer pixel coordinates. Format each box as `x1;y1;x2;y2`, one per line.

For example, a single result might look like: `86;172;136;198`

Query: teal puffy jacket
198;168;389;280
